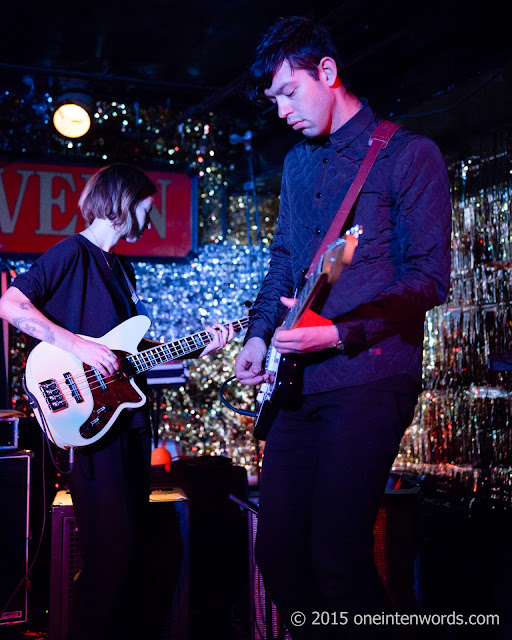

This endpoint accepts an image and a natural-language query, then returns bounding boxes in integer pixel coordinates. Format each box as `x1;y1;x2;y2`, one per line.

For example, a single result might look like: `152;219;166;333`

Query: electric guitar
253;228;361;440
24;315;248;449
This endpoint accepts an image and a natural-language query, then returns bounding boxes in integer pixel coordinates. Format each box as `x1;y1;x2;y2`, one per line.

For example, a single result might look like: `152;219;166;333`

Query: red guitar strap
305;120;401;280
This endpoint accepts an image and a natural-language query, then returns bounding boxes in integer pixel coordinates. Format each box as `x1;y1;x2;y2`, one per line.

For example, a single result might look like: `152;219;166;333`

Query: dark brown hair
79;164;157;237
247;16;345;103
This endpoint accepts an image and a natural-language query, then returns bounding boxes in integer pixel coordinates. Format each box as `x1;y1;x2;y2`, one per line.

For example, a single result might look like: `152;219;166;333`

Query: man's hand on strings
235;337;269;385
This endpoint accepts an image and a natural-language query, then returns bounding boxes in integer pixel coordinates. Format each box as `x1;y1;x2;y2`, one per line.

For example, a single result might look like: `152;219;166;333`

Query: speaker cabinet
0;451;31;626
248;510;292;640
248;485;420;639
0;268;11;409
49;489;190;640
374;487;421;610
0;416;19;450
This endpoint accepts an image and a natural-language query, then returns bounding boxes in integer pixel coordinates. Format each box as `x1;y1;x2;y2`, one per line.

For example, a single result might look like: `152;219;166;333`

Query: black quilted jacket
246;100;452;394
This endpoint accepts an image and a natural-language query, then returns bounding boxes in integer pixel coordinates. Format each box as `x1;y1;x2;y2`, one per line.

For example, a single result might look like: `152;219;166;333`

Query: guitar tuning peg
347;224;363;238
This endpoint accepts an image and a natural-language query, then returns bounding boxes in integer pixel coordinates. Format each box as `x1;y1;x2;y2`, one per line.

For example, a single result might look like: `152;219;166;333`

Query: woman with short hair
0;163;232;639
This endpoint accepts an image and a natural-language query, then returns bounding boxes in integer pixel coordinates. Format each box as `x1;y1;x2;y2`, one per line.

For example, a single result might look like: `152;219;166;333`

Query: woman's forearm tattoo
13;317;56;344
19;301;34;310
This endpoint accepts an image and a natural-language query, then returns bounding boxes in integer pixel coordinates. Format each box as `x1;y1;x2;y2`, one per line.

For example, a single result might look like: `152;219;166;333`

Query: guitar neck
282;265;328;330
282;232;357;329
126;317;248;374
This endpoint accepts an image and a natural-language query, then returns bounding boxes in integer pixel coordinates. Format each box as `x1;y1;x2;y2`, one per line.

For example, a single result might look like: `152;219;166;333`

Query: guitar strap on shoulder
117;258;150;317
305;120;401;279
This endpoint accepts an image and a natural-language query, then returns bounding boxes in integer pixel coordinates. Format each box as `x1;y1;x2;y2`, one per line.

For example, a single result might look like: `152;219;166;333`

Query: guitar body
25;315;151;449
252;231;361;440
254;351;302;440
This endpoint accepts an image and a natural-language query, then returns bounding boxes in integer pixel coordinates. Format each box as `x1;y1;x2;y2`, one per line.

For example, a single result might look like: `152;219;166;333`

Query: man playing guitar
235;17;451;639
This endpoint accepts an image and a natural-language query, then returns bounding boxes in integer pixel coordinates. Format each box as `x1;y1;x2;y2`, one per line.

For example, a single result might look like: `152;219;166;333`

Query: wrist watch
334;332;344;352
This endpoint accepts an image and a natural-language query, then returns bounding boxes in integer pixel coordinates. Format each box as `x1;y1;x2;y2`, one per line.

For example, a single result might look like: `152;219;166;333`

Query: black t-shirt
12;234;149;429
13;234;140;335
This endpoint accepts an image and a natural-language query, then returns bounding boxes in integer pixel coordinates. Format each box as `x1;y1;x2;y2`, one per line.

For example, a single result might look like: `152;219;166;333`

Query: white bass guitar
24;315;248;449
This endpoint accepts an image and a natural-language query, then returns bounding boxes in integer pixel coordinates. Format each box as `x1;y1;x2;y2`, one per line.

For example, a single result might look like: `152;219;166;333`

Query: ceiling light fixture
53;92;92;138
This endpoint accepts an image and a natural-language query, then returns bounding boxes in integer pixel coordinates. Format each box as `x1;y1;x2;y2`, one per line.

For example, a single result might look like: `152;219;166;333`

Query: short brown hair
79;164;157;237
247;16;346;103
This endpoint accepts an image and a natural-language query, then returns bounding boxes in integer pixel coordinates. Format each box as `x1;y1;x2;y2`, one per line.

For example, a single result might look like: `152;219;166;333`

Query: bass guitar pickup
64;372;84;404
39;379;68;412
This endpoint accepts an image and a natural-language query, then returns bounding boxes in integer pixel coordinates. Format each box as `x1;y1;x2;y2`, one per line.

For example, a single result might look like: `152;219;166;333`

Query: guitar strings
46;318;249;400
51;329;214;391
48;318;248;389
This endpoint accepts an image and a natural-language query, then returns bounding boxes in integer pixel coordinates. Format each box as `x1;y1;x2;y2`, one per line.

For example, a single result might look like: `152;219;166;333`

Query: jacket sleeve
245;158;295;346
333;137;452;355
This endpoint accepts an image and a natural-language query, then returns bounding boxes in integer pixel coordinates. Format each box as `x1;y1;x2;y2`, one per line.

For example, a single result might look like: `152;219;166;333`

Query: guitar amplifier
0;267;10;409
0;413;22;450
0;451;31;626
373;486;421;610
248;508;292;640
247;482;421;639
49;488;190;640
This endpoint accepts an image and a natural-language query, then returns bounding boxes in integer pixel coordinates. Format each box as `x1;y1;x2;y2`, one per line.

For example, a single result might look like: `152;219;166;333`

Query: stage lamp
53;93;92;138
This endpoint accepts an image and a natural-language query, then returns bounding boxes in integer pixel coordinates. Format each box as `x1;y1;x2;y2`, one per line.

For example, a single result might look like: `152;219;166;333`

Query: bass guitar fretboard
125;317;249;374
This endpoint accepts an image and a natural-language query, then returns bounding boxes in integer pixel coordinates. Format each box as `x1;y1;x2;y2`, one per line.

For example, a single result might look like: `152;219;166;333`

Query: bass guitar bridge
39;379;68;412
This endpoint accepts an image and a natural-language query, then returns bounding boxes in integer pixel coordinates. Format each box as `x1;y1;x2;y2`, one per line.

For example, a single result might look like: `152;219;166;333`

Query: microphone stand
230;131;266;284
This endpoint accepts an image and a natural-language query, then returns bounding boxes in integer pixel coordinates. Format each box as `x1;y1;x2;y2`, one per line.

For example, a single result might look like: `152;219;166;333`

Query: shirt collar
306;98;377;152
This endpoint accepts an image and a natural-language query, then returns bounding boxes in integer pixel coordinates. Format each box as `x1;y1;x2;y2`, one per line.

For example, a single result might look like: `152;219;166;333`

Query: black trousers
67;420;151;640
255;376;418;639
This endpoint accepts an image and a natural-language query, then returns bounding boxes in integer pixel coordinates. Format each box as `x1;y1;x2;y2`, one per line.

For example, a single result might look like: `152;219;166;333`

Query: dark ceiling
1;0;511;175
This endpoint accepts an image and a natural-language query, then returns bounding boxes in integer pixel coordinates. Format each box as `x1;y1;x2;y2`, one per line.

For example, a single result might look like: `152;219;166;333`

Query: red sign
0;161;197;259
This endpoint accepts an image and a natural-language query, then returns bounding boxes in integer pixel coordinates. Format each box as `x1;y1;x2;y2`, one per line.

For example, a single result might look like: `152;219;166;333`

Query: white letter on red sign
35;171;78;236
150;179;172;239
0;169;35;234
